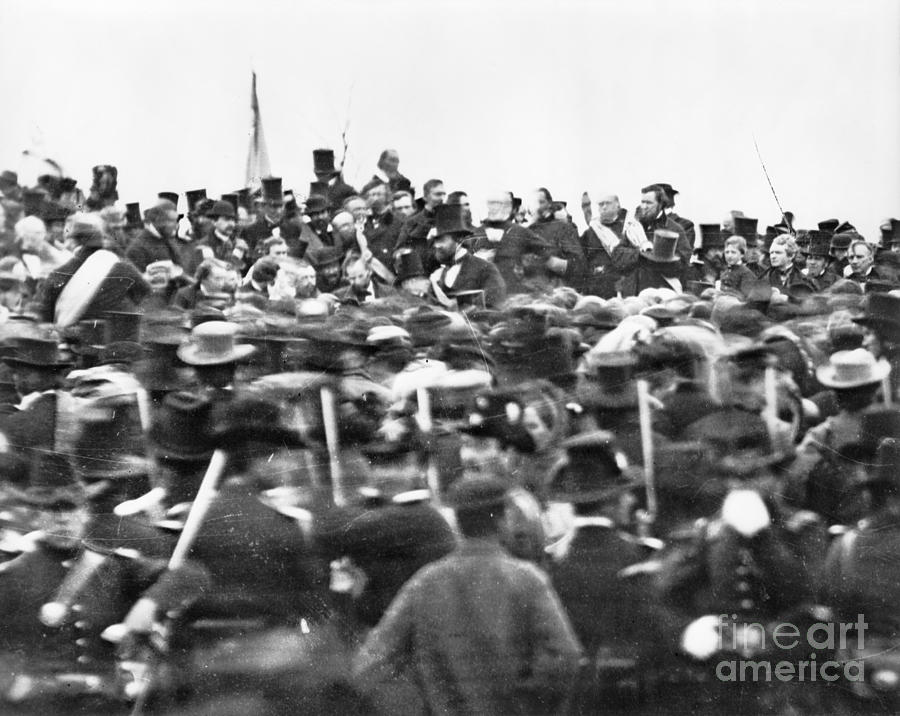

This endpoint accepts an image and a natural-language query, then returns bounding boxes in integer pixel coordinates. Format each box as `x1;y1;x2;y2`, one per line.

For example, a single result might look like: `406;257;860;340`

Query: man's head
332;211;357;242
392;190;415;219
209;201;237;238
448;477;508;538
346;257;372;295
263;236;288;258
342;195;368;224
768;235;797;270
532;188;553;219
196;259;230;294
306;196;330;233
377;149;400;177
14;215;47;252
848;239;875;276
485;191;513;222
723;236;746;266
295;261;317;298
596;194;621;225
146;201;178;239
805;253;828;276
364;182;388;215
638;185;665;222
422;179;445;210
433;232;461;266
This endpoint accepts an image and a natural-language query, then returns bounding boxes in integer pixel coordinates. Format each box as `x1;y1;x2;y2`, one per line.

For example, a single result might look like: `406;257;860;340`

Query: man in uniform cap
311;148;357;212
429;204;507;309
353;476;582;715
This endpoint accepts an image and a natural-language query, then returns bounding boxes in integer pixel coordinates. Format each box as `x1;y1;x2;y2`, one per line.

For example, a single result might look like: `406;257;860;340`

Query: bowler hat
433;204;472;237
304;194;328;215
312;245;342;267
816;349;890;389
261;177;284;204
830;233;854;251
177;321;257;366
313;149;337;175
644;230;680;264
549;431;637;503
148;391;216;460
220;193;239;215
3;337;73;369
208;200;236;220
447;476;508;512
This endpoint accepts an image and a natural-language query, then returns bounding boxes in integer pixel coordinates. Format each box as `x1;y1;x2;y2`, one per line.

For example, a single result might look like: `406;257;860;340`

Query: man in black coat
240;177;290;257
528;188;586;290
580;195;638;298
394;178;446;273
637;184;692;266
124;200;185;272
429;204;507;309
310;149;357;213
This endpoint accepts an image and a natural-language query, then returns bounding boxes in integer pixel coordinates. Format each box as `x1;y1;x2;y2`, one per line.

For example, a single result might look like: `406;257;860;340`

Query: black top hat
134;339;187;392
218;193;239;216
98;341;146;366
208;200;236;220
313;148;338;175
644;230;680;263
881;219;900;245
69;319;107;356
433;203;472;237
72;407;148;480
103;311;142;344
852;293;900;332
185;189;208;211
22;189;44;217
41;201;70;224
3;337;73;369
698;223;724;249
212;395;306;449
149;391;216;460
580;351;638;409
235;188;252;211
261;177;284;204
732;216;759;244
806;230;832;257
394;251;426;283
125;202;143;229
158;192;179;208
304;194;328;215
818;219;840;235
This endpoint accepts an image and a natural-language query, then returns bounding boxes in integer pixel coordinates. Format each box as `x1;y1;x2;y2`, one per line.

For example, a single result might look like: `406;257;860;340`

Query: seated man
172;258;233;311
334;257;396;306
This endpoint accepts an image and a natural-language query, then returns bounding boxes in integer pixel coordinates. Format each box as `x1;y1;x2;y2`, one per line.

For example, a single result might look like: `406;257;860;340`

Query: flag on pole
245;71;271;190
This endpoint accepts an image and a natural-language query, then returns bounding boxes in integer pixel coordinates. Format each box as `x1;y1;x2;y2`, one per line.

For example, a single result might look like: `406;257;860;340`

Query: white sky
1;0;898;237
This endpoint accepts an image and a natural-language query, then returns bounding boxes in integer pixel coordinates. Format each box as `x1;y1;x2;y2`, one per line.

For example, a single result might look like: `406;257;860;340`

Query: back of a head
448;477;508;538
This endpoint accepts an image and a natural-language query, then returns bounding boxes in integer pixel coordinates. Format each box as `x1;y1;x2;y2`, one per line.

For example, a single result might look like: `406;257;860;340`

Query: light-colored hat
815;349;890;389
177;321;256;366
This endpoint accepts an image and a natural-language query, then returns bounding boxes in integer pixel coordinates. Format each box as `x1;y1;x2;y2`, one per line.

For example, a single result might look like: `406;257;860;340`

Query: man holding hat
636;184;691;266
430;203;506;309
617;229;686;296
354;476;582;715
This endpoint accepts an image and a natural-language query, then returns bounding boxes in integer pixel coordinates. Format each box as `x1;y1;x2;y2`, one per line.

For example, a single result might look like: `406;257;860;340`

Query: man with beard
125;200;185;272
686;223;726;285
637;184;691;265
371;148;413;196
527;187;586;290
186;200;249;275
656;182;695;247
580;193;641;297
240;177;287;257
310;148;357;212
311;247;345;294
430;203;506;309
391;190;416;221
394;179;446;273
362;179;402;279
334;257;397;306
466;191;549;296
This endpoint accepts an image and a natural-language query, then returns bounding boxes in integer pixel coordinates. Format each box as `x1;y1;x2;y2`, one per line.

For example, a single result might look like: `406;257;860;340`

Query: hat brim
2;357;74;369
176;342;257;366
815;360;890;389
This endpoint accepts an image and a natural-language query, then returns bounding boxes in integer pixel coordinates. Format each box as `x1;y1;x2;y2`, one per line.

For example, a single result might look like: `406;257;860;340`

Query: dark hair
834;383;880;412
341;195;364;211
423;179;443;196
392;190;412;204
455;504;506;538
640;184;666;207
447;191;468;205
537;187;553;203
195;258;226;283
145;201;176;225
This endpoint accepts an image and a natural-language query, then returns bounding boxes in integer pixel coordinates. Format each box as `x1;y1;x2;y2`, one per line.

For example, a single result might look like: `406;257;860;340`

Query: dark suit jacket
125;229;185;272
333;281;398;306
434;253;507;308
466;221;545;295
529;217;586;289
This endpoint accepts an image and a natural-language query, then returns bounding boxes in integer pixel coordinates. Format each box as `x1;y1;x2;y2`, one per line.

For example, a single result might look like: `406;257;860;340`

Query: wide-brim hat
816;349;890;389
177;321;257;366
2;337;74;369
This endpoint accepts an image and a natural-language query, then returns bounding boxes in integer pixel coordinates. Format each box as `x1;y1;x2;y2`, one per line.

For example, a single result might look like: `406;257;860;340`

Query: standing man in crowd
394;178;446;272
637;184;692;265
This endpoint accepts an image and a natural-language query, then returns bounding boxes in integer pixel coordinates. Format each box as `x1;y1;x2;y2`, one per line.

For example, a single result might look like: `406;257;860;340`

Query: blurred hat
698;223;724;249
208;200;236;220
830;233;854;251
852;292;900;337
124;202;143;229
261;177;284;205
220;193;240;215
0;170;17;186
177;321;256;366
158;192;179;208
447;476;508;512
212;394;306;449
405;308;453;348
806;230;832;257
815;349;890;389
682;407;791;474
549;430;637;503
880;219;900;246
185;189;208;212
148;391;216;460
580;351;638;409
2;337;73;369
304;194;328;215
394;251;426;283
103;310;141;344
459;389;536;453
732;216;759;246
818;219;840;235
72;406;148;480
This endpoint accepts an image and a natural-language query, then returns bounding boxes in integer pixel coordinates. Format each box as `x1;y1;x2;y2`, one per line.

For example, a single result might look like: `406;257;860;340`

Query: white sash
54;249;120;328
588;219;621;256
429;267;455;308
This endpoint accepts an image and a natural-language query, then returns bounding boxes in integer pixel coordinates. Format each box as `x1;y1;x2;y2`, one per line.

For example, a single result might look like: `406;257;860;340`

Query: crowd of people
0;148;899;715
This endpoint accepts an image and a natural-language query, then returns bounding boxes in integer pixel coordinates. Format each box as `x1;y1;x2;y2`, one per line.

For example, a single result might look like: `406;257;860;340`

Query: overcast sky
2;0;897;237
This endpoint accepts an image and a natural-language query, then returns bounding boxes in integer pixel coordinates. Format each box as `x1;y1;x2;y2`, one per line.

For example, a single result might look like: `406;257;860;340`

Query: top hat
852;293;900;336
68;318;106;356
220;193;240;215
549;430;637;503
806;230;832;257
22;189;45;217
698;223;724;249
185;189;208;212
157;192;179;208
177;321;257;366
313;148;338;175
580;351;639;409
125;202;143;229
134;340;188;392
212;395;306;449
732;216;759;245
72;406;148;480
148;391;216;460
207;200;236;220
235;188;252;211
492;331;575;389
816;349;890;389
304;194;328;215
881;219;900;246
2;337;73;369
260;177;284;204
644;230;680;263
818;219;840;235
433;203;472;237
868;437;900;489
103;311;142;344
394;251;426;283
